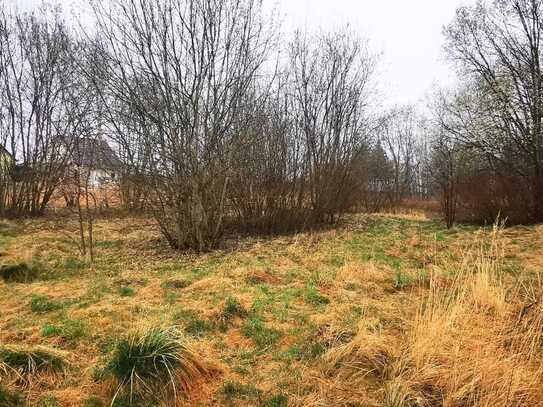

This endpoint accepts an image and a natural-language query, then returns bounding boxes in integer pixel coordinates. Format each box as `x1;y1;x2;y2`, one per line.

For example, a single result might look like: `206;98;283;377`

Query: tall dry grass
324;223;543;406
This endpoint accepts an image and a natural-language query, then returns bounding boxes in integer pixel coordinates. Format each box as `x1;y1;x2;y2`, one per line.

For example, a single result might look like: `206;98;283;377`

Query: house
68;137;123;187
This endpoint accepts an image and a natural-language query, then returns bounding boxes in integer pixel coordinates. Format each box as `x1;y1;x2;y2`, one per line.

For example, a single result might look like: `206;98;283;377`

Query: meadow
0;211;542;406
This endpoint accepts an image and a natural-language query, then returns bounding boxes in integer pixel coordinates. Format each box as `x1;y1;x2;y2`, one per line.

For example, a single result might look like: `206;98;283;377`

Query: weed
106;326;213;403
30;295;63;313
164;290;179;305
222;297;248;319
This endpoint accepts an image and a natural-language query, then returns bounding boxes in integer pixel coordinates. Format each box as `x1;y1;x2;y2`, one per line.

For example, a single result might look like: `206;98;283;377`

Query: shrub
30;295;63;313
106;326;214;403
0;344;67;384
0;263;39;283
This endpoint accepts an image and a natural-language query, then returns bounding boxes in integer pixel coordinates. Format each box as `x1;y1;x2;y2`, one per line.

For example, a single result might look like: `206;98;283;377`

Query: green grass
263;394;289;407
39;395;59;407
30;295;63;313
0;385;23;407
184;318;213;337
83;397;104;407
42;318;87;342
242;317;282;348
161;279;191;289
0;263;40;283
0;344;67;379
393;271;415;289
221;380;261;401
118;286;135;297
303;285;330;306
106;326;210;403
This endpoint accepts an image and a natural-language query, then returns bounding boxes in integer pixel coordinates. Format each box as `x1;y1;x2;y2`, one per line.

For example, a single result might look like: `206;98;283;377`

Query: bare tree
0;4;92;216
89;0;277;251
444;0;543;221
289;29;377;223
379;106;421;208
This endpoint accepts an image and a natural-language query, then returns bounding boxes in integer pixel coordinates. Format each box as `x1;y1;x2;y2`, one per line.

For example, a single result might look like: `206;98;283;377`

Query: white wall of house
89;169;118;187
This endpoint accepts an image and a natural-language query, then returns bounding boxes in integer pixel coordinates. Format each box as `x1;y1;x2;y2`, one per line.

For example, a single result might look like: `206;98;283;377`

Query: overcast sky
276;0;474;107
7;0;473;106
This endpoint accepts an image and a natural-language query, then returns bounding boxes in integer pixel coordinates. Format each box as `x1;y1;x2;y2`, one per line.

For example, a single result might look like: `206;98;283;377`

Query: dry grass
0;213;541;405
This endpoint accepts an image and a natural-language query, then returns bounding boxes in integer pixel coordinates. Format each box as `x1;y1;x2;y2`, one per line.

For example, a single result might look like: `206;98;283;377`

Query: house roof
70;137;122;170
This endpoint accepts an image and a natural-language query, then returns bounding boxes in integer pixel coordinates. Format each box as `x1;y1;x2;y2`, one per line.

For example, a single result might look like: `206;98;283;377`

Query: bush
456;171;543;225
106;326;214;403
0;263;39;283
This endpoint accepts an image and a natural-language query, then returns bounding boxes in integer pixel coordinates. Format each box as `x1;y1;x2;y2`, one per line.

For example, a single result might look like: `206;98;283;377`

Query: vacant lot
0;213;542;406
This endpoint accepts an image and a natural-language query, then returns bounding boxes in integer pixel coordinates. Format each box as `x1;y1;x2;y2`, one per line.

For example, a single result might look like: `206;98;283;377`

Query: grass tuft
161;279;191;289
221;380;261;401
242;317;282;348
0;385;23;407
106;326;215;403
0;263;39;283
393;271;415;289
41;318;87;342
303;285;330;306
30;295;63;313
118;286;135;297
264;394;289;407
0;344;68;385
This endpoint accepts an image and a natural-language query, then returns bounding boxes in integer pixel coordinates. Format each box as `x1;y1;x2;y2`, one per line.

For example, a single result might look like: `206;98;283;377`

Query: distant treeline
0;0;542;250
